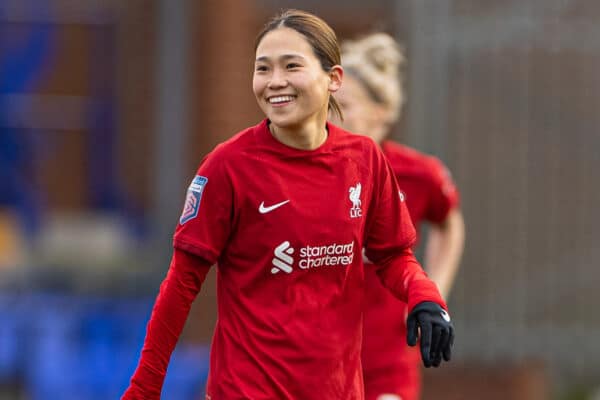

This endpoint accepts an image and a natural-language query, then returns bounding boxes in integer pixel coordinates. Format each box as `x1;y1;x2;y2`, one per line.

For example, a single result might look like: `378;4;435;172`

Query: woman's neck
269;118;328;150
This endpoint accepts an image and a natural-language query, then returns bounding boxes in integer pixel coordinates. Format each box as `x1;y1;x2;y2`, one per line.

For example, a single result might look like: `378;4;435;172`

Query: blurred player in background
122;10;454;400
331;33;465;400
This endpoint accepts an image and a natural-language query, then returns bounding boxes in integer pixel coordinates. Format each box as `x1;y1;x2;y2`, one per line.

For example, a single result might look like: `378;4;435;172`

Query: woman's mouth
268;95;296;106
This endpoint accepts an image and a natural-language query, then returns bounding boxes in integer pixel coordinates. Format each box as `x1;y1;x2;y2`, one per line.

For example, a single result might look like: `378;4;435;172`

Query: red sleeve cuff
405;278;447;313
374;248;446;312
173;236;219;264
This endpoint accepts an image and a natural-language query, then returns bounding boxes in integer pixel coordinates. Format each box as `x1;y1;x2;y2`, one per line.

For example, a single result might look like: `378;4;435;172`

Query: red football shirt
124;121;446;400
362;140;460;400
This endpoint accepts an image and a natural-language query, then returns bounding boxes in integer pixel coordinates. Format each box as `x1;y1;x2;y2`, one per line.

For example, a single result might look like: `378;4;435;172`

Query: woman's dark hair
255;9;343;120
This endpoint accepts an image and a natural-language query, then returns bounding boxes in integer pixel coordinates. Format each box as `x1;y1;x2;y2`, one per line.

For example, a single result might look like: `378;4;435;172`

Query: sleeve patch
179;176;208;224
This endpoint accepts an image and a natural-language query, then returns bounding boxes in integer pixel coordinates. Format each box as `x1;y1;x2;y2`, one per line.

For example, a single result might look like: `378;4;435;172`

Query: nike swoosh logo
259;200;290;214
441;310;451;322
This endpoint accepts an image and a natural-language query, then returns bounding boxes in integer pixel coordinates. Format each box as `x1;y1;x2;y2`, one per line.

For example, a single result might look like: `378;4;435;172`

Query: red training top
123;121;446;400
362;140;460;400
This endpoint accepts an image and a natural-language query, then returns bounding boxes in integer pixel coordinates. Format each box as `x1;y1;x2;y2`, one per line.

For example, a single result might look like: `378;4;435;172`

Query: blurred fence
396;0;600;387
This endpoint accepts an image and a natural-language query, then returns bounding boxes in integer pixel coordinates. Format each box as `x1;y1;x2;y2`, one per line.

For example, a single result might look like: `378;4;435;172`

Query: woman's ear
328;65;344;93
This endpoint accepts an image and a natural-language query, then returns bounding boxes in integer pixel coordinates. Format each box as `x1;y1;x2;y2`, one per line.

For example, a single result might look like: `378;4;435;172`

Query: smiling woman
252;17;343;150
122;9;453;400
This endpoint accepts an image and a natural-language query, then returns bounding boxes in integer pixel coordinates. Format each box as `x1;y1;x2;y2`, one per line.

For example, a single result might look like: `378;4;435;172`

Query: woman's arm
424;208;465;299
122;249;211;400
371;247;454;367
371;247;447;312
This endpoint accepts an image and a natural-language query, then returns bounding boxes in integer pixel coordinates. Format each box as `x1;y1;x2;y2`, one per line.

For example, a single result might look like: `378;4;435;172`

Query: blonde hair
341;33;405;124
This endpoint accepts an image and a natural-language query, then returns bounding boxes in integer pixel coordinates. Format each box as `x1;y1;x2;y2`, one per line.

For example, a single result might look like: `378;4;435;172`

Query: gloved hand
406;301;454;368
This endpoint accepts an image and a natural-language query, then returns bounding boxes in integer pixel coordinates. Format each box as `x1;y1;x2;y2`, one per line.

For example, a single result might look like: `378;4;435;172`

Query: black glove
406;301;454;368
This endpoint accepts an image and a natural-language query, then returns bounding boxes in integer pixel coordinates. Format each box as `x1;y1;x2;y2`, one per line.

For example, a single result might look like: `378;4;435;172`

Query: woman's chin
268;115;300;130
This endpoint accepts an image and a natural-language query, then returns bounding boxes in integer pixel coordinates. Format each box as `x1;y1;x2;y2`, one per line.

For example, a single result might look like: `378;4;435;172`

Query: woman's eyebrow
255;54;306;62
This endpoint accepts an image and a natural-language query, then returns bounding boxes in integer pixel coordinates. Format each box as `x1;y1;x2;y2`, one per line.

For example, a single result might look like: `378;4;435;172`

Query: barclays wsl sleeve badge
180;175;208;224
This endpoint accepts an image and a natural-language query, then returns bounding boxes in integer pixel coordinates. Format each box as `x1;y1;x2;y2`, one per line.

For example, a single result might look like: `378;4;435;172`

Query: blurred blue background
1;0;599;399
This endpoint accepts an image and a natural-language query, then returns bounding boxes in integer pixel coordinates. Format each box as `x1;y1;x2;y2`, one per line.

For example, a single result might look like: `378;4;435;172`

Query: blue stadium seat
19;293;210;400
0;294;23;382
162;345;210;399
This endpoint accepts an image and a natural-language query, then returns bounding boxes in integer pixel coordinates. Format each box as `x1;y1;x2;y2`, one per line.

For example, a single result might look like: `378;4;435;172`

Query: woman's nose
268;69;288;89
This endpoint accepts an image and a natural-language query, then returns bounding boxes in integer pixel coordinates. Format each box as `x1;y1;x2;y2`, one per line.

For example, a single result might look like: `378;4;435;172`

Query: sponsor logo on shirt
349;183;362;218
271;240;355;274
299;241;355;269
180;175;208;225
271;241;294;274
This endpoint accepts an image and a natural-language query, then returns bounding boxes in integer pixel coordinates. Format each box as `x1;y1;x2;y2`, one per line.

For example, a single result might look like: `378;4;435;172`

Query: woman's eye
255;65;268;72
286;63;301;69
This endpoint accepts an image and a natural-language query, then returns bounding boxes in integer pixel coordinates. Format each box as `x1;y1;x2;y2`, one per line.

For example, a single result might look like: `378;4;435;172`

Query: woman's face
253;27;340;133
332;74;389;143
